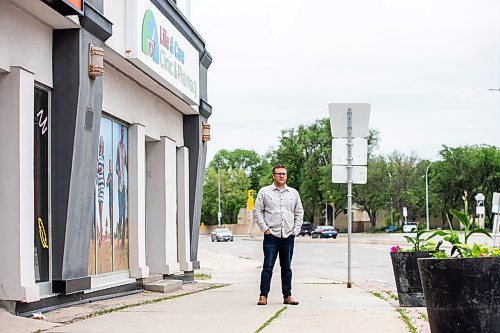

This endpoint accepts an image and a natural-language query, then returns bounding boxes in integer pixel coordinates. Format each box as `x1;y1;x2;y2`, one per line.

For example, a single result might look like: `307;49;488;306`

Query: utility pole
332;202;335;229
325;200;328;226
217;168;221;226
388;172;394;226
425;161;436;231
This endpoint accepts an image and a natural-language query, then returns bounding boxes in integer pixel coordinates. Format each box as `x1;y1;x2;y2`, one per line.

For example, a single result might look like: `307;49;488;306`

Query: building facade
0;0;212;314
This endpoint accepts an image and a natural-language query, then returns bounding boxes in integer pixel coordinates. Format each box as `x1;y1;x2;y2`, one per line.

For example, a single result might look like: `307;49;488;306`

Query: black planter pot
418;256;500;333
390;251;435;307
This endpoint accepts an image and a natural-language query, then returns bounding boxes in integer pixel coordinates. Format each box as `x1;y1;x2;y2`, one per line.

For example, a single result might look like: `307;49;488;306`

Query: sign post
475;193;485;229
492;192;500;247
329;103;370;288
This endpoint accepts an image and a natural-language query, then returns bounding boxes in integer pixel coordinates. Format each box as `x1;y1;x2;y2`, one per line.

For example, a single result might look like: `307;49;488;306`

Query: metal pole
425;161;435;231
494;195;500;247
388;172;393;226
218;168;221;226
332;202;335;229
325;200;328;226
347;108;353;288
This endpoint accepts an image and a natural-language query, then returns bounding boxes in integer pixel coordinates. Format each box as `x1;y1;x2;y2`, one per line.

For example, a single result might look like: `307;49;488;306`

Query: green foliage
433;145;500;228
442;198;493;258
202;122;500;233
273;118;380;223
402;229;446;252
432;251;449;258
201;149;256;225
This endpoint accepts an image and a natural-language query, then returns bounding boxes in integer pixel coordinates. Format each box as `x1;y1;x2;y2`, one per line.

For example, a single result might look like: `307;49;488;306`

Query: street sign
332;165;367;184
332;138;368;166
328;102;371;289
403;207;408;217
475;193;485;215
328;103;370;138
493;192;500;213
248;189;254;198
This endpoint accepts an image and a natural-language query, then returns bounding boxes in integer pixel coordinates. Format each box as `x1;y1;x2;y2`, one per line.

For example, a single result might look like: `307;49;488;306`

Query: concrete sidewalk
0;244;429;333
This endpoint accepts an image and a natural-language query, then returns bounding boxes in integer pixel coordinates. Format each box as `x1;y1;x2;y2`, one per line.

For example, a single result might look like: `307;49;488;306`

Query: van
402;222;418;233
299;221;313;236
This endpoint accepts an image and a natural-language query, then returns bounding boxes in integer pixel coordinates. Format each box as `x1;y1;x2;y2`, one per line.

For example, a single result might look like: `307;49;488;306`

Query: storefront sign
125;0;199;105
41;0;84;16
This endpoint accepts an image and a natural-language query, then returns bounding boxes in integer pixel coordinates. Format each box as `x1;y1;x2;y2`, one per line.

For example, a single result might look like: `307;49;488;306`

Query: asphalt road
199;233;398;287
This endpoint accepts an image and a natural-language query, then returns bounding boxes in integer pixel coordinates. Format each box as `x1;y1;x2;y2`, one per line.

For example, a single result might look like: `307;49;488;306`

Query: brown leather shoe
257;296;267;305
283;296;299;305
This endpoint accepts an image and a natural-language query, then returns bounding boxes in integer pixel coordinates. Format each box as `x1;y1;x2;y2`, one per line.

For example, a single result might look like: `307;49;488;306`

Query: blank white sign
332;165;367;184
493;192;500;213
328;103;371;138
332;138;368;166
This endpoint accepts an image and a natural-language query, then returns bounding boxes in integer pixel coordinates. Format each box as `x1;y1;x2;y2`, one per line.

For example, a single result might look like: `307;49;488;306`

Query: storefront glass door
34;86;49;282
88;116;129;275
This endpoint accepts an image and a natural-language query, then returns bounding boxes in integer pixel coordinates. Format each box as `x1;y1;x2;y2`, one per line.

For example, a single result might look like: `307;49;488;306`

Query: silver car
211;228;234;242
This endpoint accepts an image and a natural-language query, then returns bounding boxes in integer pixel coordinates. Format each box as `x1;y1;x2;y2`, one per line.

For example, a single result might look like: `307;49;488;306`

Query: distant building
0;0;212;314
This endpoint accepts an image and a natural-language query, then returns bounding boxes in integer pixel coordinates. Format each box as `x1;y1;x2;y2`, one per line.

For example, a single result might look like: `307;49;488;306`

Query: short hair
272;164;287;174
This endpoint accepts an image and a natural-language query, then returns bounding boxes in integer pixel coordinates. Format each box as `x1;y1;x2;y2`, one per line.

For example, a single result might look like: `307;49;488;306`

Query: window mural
89;117;129;275
34;86;49;283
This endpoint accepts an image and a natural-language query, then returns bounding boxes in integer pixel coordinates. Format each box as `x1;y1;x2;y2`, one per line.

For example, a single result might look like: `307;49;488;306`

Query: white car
402;222;418;233
211;228;234;242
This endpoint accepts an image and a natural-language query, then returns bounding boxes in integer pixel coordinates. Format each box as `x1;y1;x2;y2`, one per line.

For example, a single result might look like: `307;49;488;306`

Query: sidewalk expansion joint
254;305;288;333
363;284;423;333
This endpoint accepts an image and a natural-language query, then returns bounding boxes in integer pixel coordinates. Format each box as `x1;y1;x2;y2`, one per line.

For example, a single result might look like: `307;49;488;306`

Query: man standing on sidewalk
254;164;304;306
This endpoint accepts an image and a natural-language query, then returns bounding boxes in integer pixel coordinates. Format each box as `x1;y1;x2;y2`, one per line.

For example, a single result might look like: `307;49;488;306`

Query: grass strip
396;308;417;333
194;273;211;280
370;291;385;301
383;290;398;300
64;284;227;325
254;306;288;333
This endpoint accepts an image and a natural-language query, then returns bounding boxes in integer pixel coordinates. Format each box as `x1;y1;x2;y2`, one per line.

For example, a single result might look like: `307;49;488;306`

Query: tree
209;149;269;191
201;168;250;225
432;145;500;227
202;149;266;225
385;152;426;225
353;155;390;228
273;118;379;224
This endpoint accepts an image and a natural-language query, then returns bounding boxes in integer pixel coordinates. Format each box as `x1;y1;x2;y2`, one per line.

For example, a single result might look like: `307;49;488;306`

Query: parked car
211;228;234;242
299;221;313;236
402;222;418;233
311;226;338;239
385;225;398;233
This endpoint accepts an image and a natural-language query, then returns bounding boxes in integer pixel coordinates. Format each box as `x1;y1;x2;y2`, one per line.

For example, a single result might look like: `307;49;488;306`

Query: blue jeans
260;233;295;298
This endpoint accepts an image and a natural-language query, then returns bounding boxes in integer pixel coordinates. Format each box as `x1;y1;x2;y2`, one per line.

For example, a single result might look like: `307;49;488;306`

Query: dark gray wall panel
51;1;109;293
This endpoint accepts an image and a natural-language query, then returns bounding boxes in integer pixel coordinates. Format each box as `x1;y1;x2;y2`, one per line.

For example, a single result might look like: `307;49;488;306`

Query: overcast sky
190;0;500;163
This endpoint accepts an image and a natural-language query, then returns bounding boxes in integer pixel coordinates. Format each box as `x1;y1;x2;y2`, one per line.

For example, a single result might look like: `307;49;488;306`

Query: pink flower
391;246;401;253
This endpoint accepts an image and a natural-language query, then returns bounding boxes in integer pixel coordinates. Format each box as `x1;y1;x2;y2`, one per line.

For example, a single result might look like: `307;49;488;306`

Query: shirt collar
271;183;288;191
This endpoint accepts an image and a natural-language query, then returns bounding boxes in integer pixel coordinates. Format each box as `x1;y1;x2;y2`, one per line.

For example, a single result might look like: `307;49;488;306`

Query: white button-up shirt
254;183;304;238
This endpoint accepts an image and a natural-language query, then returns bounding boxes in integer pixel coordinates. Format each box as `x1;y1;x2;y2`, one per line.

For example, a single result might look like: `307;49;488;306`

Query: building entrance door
34;86;50;282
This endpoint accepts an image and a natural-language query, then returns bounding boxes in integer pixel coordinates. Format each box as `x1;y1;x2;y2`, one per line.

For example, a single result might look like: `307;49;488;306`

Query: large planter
418;256;500;333
390;251;435;307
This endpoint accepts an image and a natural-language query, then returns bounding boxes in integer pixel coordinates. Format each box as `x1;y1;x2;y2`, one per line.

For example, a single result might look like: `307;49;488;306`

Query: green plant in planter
389;228;446;307
417;197;500;332
439;198;493;258
402;228;446;252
